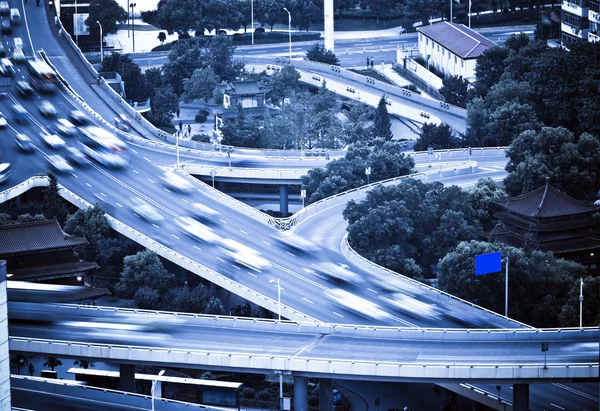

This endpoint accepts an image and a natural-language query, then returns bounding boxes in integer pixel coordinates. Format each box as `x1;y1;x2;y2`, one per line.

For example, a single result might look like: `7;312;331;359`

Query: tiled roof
496;183;597;218
224;81;270;95
0;219;88;255
417;22;496;59
9;261;99;281
62;286;110;303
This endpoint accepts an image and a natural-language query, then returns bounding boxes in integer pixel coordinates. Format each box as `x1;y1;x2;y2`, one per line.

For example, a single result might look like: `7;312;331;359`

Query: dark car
1;20;11;35
15;81;33;97
68;110;88;125
0;43;5;57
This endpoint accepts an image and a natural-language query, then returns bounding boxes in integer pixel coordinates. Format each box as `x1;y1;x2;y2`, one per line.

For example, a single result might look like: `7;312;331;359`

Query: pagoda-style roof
9;261;99;281
223;81;271;96
0;219;88;255
496;181;597;218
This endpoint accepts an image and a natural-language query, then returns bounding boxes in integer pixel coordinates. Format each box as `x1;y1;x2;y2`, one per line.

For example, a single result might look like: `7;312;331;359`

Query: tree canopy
183;68;219;103
85;0;128;35
413;123;457;151
305;43;340;65
371;96;393;140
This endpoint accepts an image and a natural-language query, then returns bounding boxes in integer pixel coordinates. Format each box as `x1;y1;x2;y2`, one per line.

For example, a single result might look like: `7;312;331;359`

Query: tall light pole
175;131;180;169
96;21;103;63
269;278;283;411
579;278;584;328
127;0;130;38
74;0;79;45
283;8;291;60
130;3;136;53
251;0;254;45
151;370;165;411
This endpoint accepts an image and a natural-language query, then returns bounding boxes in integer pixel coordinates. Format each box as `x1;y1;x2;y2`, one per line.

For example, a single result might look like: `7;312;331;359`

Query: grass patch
349;68;393;85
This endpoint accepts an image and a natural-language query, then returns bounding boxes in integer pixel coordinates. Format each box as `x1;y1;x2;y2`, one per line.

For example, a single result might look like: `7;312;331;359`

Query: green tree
183;68;219;103
464;97;488;147
256;0;284;31
156;0;203;35
73;359;95;369
206;296;226;315
468;178;505;232
144;67;165;99
504;33;530;54
559;277;600;327
11;355;28;375
483;102;540;146
157;32;167;44
362;0;395;23
473;45;510;96
291;0;321;31
134;287;161;309
64;205;110;261
414;123;456;151
403;0;446;25
85;0;127;35
439;75;469;108
270;65;301;105
115;250;175;299
43;172;69;224
0;213;13;225
43;357;63;372
16;213;47;223
100;53;148;101
164;284;209;313
372;96;393;140
149;87;179;126
164;40;207;94
206;35;244;81
305;43;340;65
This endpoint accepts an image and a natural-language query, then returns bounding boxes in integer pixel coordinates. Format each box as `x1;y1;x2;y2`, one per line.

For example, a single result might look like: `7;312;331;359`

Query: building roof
417;22;496;59
224;81;270;96
0;219;88;255
218;106;279;119
9;261;99;281
496;181;598;218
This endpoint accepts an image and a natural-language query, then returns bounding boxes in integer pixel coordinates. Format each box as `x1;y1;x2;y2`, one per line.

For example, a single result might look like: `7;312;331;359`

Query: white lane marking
148;179;155;183
219;219;228;224
71;173;78;178
116;203;123;208
247;272;257;278
388;41;406;44
193;245;202;251
182;198;189;203
286;251;295;257
171;234;180;239
152;224;159;229
130;149;138;154
302;298;313;304
216;257;225;263
240;230;248;235
132;169;139;174
85;183;92;187
262;240;271;246
333;312;344;318
232;265;241;270
144;157;152;163
100;192;107;197
355;42;372;45
367;288;378;294
164;188;171;193
550;404;565;410
248;50;267;54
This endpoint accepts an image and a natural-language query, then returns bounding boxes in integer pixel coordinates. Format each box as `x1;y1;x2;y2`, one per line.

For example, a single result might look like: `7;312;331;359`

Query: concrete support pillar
324;0;334;52
319;378;333;411
0;261;10;410
216;181;225;191
279;185;289;217
294;376;308;411
513;383;529;411
119;364;136;393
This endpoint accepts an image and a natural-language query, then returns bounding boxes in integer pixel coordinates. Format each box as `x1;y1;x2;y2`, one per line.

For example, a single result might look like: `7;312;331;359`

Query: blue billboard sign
475;251;502;276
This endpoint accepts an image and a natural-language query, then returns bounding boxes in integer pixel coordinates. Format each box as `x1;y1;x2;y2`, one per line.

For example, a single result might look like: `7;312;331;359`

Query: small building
495;180;600;273
0;219;99;284
98;71;126;98
222;81;271;110
416;22;495;82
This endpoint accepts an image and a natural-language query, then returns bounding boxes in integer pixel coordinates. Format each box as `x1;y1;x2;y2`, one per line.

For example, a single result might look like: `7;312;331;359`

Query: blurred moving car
0;2;8;16
174;216;220;243
369;275;422;297
273;233;321;255
0;111;7;128
15;81;33;97
379;293;442;320
0;163;11;183
68;110;88;125
315;262;366;285
47;155;74;174
38;100;57;117
114;114;131;131
189;202;220;223
325;289;388;321
127;197;164;224
219;238;272;272
11;104;29;124
53;118;78;137
0;20;11;35
66;147;90;166
12;48;25;63
0;58;15;76
40;133;66;149
159;170;195;193
92;192;114;214
15;133;34;152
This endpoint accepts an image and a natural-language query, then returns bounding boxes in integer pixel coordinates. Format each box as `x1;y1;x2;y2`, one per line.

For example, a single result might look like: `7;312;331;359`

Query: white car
325;289;388;321
315;262;366;285
219;238;271;272
66;147;90;166
274;233;321;255
47;155;73;174
0;111;7;128
190;202;220;222
160;170;194;193
127;197;164;224
54;118;78;137
39;100;57;117
174;217;220;243
68;110;88;125
379;293;442;321
12;48;25;63
41;133;66;149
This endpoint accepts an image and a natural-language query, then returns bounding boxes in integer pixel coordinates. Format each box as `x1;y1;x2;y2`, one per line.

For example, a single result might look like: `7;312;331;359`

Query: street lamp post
74;0;78;45
127;0;130;38
579;278;584;328
269;278;281;321
175;131;180;169
251;0;254;45
151;370;166;411
283;8;291;60
96;21;103;63
130;3;136;53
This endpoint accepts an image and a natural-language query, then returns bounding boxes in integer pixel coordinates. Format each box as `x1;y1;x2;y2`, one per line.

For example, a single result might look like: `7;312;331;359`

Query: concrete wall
0;262;9;411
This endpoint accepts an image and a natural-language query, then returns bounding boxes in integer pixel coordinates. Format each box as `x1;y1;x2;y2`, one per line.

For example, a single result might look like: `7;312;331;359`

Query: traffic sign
435;153;441;160
209;169;217;178
301;190;306;198
365;167;371;175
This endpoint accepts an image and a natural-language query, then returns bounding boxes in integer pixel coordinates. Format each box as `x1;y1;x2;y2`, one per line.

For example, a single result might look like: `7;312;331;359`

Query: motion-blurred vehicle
0;58;15;76
0;2;9;16
16;81;33;97
273;233;321;255
369;274;422;297
325;289;388;321
40;133;66;149
53;118;78;137
127;197;164;224
379;293;442;320
0;43;5;57
10;8;21;25
315;262;366;285
38;100;57;117
12;48;25;63
0;163;10;183
68;110;88;125
47;154;74;174
114;114;131;131
189;202;220;223
174;216;220;243
11;104;29;124
12;38;22;50
219;238;271;272
0;20;11;35
159;170;194;193
0;111;7;128
153;234;174;249
66;147;90;166
15;133;34;152
92;192;113;214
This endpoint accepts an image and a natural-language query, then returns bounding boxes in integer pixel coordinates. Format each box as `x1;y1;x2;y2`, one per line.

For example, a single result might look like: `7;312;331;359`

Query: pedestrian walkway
374;63;437;101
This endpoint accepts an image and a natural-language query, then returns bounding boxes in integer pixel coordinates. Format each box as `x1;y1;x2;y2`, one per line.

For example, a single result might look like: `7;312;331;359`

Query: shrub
255;27;265;34
308;395;319;407
195;114;207;123
199;109;210;117
241;388;256;399
258;390;272;400
191;134;211;142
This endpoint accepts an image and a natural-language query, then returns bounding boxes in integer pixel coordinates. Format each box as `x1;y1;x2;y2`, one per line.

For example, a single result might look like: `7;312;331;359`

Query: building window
591;0;600;12
426;38;429;45
437;45;440;52
561;10;586;28
461;60;464;68
454;56;457;64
